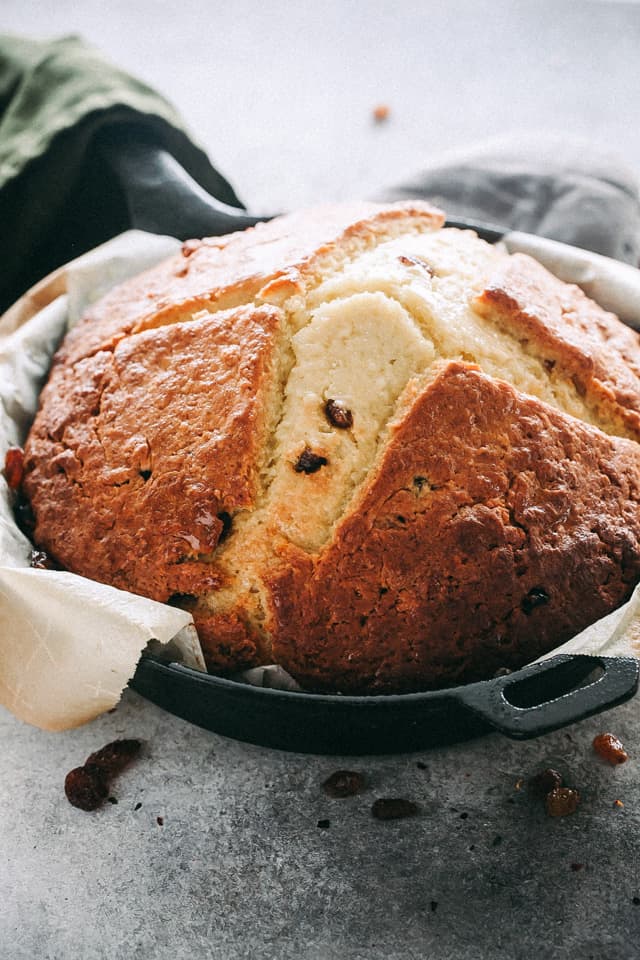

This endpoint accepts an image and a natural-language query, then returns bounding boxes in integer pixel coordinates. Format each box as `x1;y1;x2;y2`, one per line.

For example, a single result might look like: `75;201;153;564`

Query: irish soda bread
22;201;640;692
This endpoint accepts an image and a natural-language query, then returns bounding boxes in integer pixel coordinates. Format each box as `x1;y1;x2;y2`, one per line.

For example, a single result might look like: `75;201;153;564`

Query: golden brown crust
59;201;444;366
188;609;260;673
24;304;284;606
21;204;640;690
474;253;640;439
267;362;640;692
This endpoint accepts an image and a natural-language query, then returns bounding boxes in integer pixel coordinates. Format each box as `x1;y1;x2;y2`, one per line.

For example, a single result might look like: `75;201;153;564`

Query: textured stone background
2;1;640;957
2;691;640;959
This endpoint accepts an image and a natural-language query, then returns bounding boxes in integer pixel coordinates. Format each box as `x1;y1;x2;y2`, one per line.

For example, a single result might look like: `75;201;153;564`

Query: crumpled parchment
0;232;205;731
1;228;639;731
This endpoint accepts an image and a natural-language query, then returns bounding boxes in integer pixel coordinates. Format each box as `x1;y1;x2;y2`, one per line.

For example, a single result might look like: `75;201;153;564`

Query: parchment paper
1;229;639;731
0;232;206;731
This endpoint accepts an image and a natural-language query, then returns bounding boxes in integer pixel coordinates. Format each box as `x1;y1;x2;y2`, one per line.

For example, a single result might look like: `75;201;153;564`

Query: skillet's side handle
456;655;638;740
96;124;275;240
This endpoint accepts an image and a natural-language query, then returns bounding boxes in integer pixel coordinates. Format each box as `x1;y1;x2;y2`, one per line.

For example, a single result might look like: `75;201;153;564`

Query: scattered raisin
324;399;353;430
633;897;640;906
430;901;438;913
317;819;331;829
64;766;109;812
371;798;419;820
86;739;142;777
64;739;142;812
570;863;585;872
593;733;628;765
294;448;328;474
156;816;164;827
529;768;563;795
521;587;550;614
492;835;503;846
545;787;580;818
139;469;152;481
3;446;24;489
134;802;142;811
416;761;428;771
459;812;468;820
322;770;366;798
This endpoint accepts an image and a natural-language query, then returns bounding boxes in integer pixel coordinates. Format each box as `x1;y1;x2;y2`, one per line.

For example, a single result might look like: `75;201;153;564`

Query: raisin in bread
22;201;640;692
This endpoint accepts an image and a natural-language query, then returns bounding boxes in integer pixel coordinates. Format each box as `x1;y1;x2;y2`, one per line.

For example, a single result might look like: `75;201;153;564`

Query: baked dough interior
22;204;640;692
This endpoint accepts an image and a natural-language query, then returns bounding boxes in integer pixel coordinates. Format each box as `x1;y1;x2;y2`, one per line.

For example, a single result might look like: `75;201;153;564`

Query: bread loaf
22;202;640;692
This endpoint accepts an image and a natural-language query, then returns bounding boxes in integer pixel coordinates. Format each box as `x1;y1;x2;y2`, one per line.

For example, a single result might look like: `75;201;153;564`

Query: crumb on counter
545;787;580;818
372;104;390;123
593;733;629;765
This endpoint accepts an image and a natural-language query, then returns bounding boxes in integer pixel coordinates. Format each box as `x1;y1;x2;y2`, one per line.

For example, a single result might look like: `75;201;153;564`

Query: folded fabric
0;34;243;312
378;133;640;266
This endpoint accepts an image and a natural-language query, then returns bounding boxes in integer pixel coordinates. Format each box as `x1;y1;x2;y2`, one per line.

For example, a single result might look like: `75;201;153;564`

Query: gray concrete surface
3;691;640;959
2;1;640;958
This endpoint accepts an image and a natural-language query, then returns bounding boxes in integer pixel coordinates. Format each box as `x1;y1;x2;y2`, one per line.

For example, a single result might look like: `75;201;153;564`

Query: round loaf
22;201;640;692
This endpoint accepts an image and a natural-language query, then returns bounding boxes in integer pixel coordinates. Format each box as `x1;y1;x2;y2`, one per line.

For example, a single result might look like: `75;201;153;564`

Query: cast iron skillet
97;129;639;754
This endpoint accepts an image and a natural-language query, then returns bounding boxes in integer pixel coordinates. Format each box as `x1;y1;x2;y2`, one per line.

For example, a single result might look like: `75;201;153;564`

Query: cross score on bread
21;202;640;692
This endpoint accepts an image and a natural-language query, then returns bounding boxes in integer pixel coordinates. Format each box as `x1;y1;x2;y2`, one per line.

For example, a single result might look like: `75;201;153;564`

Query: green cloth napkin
0;34;243;312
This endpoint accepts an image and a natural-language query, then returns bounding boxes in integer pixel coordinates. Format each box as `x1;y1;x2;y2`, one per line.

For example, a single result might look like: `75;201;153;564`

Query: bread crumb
545;787;580;818
372;104;390;123
593;733;629;765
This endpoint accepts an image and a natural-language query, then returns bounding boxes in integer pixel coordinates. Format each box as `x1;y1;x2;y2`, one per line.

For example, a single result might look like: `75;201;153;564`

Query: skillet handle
96;124;274;239
456;655;638;740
